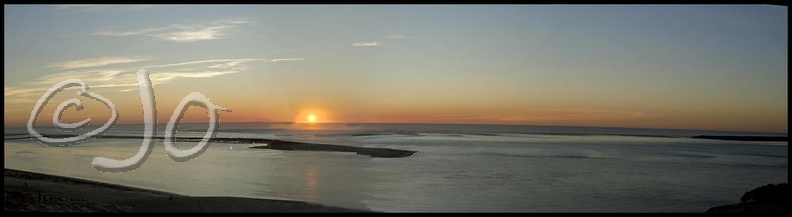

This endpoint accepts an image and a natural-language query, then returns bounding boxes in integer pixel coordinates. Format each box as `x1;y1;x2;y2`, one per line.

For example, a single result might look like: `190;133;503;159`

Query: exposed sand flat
247;139;417;157
8;134;417;158
4;168;369;212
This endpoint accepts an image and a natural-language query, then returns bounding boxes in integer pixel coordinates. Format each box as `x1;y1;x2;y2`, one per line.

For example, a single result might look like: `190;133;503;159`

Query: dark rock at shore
691;135;787;142
706;183;788;213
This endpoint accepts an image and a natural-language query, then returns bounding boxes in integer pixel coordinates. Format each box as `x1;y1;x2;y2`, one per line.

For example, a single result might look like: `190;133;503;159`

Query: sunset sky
4;5;788;133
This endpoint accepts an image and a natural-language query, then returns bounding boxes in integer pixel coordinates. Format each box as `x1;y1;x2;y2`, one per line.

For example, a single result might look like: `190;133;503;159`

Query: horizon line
8;121;787;135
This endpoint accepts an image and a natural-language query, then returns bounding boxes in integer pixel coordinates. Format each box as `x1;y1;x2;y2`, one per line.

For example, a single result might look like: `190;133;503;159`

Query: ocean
3;122;788;212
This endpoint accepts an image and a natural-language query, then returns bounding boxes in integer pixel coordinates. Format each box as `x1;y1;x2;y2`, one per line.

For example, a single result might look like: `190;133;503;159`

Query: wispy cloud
5;55;303;106
270;58;305;62
56;5;156;12
4;87;48;98
47;57;152;70
4;58;273;101
149;71;239;84
385;35;410;39
93;27;170;37
144;58;266;69
92;19;252;42
351;41;383;47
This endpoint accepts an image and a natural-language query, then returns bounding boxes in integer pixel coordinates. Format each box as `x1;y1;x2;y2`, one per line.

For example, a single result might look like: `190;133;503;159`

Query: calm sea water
4;123;788;212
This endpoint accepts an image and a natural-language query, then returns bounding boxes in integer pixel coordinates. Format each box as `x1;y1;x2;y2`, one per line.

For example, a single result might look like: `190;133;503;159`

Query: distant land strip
4;134;417;158
691;135;788;142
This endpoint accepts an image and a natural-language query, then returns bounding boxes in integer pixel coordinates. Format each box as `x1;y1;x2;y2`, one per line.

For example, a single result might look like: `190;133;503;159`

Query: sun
308;115;317;122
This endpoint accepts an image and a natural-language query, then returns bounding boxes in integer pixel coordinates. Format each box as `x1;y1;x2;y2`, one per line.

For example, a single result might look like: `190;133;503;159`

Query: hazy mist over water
4;123;787;212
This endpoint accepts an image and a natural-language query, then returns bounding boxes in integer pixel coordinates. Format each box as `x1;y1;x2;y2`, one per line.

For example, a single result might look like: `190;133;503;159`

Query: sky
3;5;788;133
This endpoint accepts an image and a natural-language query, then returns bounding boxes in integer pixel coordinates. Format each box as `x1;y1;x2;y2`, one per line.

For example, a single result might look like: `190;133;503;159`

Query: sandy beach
4;168;369;212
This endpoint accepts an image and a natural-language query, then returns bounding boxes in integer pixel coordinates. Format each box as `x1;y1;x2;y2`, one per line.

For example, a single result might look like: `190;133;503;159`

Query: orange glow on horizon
294;109;329;124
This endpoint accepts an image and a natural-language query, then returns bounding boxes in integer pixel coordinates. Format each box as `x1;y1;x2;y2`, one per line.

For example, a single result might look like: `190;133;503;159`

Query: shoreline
4;168;370;212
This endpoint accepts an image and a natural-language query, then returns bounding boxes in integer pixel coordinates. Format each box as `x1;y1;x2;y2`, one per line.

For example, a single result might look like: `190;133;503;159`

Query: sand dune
4;168;369;212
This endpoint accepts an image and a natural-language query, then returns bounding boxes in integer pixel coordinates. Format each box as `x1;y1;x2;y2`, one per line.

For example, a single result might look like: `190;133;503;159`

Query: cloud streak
351;41;383;47
4;58;275;100
47;57;151;70
56;5;156;11
270;58;305;62
5;55;303;109
92;19;251;42
385;35;410;39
